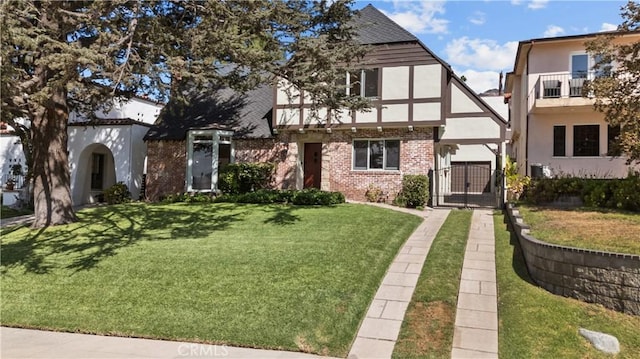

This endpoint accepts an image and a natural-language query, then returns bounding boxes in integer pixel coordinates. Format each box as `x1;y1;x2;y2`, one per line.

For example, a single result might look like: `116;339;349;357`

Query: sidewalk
0;327;336;359
451;209;499;359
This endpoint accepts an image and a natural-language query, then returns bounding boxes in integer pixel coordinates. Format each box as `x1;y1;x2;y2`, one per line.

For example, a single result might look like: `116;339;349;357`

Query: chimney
498;71;503;95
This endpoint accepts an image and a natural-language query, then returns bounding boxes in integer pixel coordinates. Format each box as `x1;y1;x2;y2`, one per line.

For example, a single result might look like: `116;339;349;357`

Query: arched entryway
73;143;116;204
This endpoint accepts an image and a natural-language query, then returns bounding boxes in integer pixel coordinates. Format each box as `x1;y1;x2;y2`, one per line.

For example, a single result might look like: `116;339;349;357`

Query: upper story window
187;130;234;192
571;53;611;79
345;68;379;98
353;139;399;171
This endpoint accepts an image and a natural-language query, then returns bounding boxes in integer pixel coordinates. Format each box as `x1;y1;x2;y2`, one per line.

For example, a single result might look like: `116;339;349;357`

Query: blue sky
354;0;628;93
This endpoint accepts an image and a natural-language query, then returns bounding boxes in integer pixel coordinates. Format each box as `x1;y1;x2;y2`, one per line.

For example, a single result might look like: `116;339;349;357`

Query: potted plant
5;177;15;190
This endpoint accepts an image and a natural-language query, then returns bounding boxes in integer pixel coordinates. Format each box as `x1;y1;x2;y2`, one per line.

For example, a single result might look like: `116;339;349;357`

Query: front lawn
1;202;422;357
516;205;640;254
495;212;640;358
1;205;32;219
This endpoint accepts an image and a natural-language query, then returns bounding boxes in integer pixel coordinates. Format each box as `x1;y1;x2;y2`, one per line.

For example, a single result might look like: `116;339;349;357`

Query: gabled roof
352;4;418;45
144;84;273;141
68;118;152;127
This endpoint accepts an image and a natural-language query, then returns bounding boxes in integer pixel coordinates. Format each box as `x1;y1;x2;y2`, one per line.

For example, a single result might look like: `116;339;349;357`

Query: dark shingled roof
352;4;418;45
144;84;273;141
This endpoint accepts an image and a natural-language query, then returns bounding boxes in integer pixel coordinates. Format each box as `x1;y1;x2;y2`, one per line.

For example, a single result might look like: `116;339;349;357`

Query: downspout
525;41;534;176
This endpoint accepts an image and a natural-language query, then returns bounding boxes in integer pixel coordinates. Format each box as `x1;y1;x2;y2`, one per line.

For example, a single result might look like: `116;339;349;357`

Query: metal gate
431;161;504;208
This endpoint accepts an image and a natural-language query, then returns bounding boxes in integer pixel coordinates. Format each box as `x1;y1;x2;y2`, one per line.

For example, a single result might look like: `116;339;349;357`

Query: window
573;125;599;157
571;54;588;78
187;130;233;191
607;124;621;156
353;139;400;170
553;125;566;157
347;68;379;98
90;153;105;190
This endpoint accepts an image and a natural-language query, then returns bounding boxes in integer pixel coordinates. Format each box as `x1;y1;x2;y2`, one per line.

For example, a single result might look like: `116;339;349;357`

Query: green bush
397;175;429;208
215;188;344;206
103;182;131;205
524;172;640;212
218;163;275;194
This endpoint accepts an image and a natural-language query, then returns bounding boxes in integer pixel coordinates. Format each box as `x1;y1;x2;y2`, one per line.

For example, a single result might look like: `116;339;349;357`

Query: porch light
377;126;382;132
351;127;357;133
298;128;305;134
326;128;332;133
407;125;414;132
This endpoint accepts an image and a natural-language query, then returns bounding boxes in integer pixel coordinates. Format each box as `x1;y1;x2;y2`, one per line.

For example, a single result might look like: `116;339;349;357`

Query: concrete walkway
451;209;498;359
0;327;337;359
348;206;451;359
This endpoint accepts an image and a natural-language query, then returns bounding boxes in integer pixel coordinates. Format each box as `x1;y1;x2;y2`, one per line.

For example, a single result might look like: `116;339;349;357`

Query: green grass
517;205;640;254
1;202;422;357
1;205;32;219
392;210;472;359
495;212;640;358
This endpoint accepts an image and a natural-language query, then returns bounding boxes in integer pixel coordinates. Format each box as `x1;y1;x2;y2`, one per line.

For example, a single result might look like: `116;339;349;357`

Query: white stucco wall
0;135;26;186
69;97;162;124
441;117;501;141
382;66;409;100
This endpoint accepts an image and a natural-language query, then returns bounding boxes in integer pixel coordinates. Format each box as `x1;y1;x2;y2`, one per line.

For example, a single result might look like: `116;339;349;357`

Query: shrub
215;188;345;206
218;163;275;194
103;182;131;205
524;172;640;212
398;175;429;208
365;184;385;203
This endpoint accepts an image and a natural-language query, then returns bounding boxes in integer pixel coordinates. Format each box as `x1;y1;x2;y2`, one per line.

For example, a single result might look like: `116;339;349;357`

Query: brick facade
145;127;435;203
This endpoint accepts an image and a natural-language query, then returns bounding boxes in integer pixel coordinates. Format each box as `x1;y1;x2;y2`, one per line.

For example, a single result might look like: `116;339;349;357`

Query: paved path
0;327;337;359
451;209;499;359
348;206;451;359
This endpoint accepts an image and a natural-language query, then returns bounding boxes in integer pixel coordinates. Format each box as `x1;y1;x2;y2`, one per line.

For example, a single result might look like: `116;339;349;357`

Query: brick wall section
321;127;434;201
145;128;434;203
506;204;640;315
146;140;186;201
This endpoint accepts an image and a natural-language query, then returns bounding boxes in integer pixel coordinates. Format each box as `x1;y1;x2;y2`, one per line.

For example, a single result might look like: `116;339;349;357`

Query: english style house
505;30;640;178
144;5;508;206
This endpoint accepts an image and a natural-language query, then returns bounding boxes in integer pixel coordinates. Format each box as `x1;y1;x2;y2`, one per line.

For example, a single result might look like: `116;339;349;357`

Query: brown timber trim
438;138;504;145
442;68;449;123
447;112;492;118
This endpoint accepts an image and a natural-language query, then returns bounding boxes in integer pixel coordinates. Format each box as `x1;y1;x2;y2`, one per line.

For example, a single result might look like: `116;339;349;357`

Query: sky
354;0;629;93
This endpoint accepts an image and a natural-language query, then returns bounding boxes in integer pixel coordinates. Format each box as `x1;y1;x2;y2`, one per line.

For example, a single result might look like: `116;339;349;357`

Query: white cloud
543;25;565;37
444;37;518;71
382;1;448;34
528;0;549;10
600;22;618;32
455;69;503;94
469;11;486;26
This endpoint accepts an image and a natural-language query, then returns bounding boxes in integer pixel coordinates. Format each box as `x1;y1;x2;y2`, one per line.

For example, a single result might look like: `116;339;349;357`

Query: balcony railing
535;72;598;100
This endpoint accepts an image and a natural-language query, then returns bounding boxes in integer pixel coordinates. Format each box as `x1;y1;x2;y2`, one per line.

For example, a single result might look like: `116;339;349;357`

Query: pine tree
1;0;367;227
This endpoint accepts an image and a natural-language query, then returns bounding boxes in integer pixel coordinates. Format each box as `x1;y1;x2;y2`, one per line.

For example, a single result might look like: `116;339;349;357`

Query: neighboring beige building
505;31;640;178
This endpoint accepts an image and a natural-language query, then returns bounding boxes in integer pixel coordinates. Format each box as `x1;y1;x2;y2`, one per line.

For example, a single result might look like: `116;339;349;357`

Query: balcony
530;73;596;113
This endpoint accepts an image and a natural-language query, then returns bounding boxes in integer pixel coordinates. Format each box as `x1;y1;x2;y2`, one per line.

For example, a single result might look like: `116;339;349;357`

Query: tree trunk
31;86;77;227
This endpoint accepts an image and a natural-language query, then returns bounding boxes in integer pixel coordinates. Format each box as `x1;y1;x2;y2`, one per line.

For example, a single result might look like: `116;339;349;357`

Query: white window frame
352;138;400;171
186;130;234;192
569;51;611;80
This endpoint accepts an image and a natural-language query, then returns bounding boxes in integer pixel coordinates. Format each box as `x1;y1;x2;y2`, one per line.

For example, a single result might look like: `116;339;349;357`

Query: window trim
352;138;400;171
186;129;234;192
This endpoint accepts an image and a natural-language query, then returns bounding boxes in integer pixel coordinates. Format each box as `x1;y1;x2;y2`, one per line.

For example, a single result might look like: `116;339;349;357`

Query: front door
303;143;322;189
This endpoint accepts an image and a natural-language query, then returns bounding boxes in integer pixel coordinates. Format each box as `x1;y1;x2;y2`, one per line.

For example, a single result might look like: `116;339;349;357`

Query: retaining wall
506;204;640;315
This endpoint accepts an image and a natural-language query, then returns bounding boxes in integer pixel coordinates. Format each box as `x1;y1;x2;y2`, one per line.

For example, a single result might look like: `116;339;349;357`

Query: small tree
585;1;640;163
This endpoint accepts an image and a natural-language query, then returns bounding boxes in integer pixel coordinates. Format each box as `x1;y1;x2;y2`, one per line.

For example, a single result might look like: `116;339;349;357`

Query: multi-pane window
607;124;621;156
353;139;400;170
553;125;566;157
187;130;233;191
573;125;599;157
346;68;379;98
